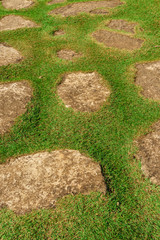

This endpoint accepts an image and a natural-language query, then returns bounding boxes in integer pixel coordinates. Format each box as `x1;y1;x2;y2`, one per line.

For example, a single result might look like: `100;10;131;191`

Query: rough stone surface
57;72;110;112
53;29;65;36
0;44;23;66
135;61;160;101
0;15;38;31
0;149;106;214
49;0;123;17
136;121;160;185
48;0;65;4
0;81;32;134
2;0;34;10
90;8;109;15
92;30;143;50
57;49;82;60
107;19;137;33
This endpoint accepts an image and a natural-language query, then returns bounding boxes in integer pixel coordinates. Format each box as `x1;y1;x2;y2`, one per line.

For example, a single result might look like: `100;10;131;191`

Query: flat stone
49;0;123;17
136;121;160;185
57;49;82;60
53;29;65;36
92;30;143;50
0;15;38;31
57;72;110;112
0;44;23;66
89;8;109;15
107;19;137;33
2;0;34;10
0;149;106;214
0;81;32;134
135;61;160;101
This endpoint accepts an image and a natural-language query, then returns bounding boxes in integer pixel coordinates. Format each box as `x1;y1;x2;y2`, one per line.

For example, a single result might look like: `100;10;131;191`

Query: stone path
92;30;143;51
57;72;110;112
2;0;34;10
136;121;160;185
0;15;38;31
0;81;32;134
0;149;106;214
49;0;123;17
0;44;23;66
107;19;137;33
135;61;160;101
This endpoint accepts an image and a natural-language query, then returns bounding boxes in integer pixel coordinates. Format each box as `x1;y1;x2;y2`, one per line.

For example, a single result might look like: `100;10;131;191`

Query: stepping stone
48;0;65;5
92;30;143;50
135;61;160;101
0;44;23;66
57;49;82;60
107;19;137;33
0;149;106;214
0;81;32;134
49;0;123;17
0;15;38;31
136;121;160;185
90;8;109;15
53;29;65;36
57;72;110;112
2;0;34;10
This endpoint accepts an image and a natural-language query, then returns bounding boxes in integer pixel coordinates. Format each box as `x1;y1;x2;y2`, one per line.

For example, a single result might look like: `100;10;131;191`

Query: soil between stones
92;30;143;50
0;149;106;214
107;19;137;33
136;121;160;185
135;61;160;101
49;0;123;17
0;44;23;66
57;72;110;112
2;0;34;10
0;15;38;31
0;81;32;134
57;49;82;60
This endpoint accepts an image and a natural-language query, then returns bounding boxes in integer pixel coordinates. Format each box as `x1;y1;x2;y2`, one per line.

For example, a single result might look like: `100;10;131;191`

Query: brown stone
0;15;38;31
0;81;32;134
2;0;34;10
57;49;82;60
49;0;123;17
107;19;137;33
135;61;160;101
90;8;109;15
53;29;65;36
92;30;143;50
57;72;110;112
0;44;23;66
136;121;160;185
0;149;106;214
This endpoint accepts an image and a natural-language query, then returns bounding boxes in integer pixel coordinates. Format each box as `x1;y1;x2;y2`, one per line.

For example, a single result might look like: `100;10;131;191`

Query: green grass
0;0;160;239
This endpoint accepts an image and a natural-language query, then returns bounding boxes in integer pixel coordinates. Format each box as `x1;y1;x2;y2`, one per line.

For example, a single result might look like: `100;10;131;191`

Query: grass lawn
0;0;160;239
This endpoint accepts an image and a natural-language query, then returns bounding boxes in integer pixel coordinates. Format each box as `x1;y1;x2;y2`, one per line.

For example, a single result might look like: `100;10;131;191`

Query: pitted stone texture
49;0;123;17
136;121;160;185
107;19;137;33
57;72;110;112
92;30;143;50
90;8;109;15
0;44;23;66
57;50;82;60
2;0;34;10
0;15;38;31
0;81;32;134
135;61;160;101
0;149;106;214
48;0;65;4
